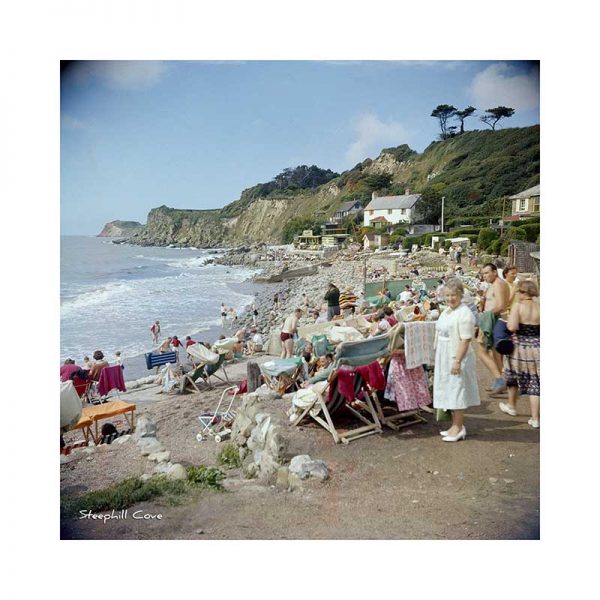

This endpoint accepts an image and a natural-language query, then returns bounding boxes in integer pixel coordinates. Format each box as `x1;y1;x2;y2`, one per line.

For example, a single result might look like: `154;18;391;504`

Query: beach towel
97;365;127;397
403;321;436;369
187;343;220;365
212;337;238;354
355;361;386;391
327;326;363;344
336;367;357;403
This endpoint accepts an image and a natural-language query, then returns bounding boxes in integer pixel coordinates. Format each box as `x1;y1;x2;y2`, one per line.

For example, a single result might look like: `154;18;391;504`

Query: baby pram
196;385;240;443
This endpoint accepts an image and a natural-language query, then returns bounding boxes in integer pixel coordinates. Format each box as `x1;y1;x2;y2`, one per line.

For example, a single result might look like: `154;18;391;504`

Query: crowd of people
274;261;540;440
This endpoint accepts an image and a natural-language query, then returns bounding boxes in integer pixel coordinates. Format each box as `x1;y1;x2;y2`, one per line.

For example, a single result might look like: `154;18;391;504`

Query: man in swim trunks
280;308;302;358
477;263;510;394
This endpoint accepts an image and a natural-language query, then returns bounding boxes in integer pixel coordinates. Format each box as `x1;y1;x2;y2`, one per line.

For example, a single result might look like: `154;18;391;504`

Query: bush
216;443;242;469
477;227;498;249
186;465;225;489
488;239;503;255
402;235;424;249
511;222;540;242
506;226;528;241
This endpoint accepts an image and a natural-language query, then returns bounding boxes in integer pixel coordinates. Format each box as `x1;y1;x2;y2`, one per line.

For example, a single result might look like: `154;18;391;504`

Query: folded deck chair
180;352;229;393
260;357;303;395
60;380;82;433
187;343;220;367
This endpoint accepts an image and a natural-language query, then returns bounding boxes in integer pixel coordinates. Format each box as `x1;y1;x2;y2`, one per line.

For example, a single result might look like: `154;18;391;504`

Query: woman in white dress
433;278;480;442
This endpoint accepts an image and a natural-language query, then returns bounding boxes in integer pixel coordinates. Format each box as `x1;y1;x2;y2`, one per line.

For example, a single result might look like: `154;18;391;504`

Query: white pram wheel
196;433;204;442
214;435;223;443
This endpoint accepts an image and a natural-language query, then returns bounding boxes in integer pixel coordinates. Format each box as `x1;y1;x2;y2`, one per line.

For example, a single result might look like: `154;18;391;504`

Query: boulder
276;467;289;489
289;455;312;476
148;451;171;463
137;438;165;456
166;463;187;481
134;415;157;439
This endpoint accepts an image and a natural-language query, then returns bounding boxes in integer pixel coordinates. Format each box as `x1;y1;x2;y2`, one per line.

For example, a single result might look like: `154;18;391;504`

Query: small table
70;400;136;445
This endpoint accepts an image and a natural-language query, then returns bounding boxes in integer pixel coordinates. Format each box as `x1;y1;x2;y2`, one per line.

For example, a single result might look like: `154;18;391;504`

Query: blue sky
61;60;540;235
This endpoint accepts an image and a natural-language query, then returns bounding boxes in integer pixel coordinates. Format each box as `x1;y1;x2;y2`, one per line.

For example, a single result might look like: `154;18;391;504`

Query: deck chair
291;362;384;444
260;357;304;396
180;353;229;393
71;373;92;406
96;365;126;401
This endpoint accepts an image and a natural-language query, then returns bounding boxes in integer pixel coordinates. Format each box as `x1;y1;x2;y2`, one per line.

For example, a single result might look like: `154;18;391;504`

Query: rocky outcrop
97;220;144;237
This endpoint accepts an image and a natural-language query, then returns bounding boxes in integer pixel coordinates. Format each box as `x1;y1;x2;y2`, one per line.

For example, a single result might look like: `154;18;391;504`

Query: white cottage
363;190;422;227
508;184;540;220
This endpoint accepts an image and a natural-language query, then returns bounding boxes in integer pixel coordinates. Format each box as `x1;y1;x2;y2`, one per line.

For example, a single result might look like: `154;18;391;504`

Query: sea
60;236;259;373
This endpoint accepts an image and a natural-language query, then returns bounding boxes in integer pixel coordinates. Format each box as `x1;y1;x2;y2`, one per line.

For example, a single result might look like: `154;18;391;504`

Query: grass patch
61;465;225;517
216;443;242;469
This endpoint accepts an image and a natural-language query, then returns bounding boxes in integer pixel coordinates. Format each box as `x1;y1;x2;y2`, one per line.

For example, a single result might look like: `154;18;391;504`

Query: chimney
372;191;376;201
405;188;411;195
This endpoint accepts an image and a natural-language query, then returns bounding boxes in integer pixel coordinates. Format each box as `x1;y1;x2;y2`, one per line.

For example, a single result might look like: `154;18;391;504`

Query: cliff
128;126;539;247
97;220;144;237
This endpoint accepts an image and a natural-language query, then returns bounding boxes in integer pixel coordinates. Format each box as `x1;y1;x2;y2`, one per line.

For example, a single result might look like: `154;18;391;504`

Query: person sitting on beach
248;328;264;355
397;285;413;303
301;353;335;387
89;350;109;381
383;306;398;327
301;342;318;378
82;356;92;371
280;308;302;358
60;358;82;382
114;351;124;370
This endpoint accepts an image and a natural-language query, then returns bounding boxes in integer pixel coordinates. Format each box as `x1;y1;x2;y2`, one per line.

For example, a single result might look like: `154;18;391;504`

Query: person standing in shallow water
150;320;160;345
433;278;480;442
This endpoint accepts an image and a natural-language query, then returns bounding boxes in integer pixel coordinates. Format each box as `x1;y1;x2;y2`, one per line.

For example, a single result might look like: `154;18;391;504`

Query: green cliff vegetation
133;125;539;247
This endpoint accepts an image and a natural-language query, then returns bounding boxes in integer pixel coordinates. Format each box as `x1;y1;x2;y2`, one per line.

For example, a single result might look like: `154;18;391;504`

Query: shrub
511;223;540;242
488;239;503;255
186;465;225;489
477;227;498;249
506;226;528;241
216;443;242;469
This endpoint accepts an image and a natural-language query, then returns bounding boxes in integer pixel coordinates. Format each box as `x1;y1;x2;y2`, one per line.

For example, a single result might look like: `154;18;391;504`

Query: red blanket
97;365;126;397
330;361;385;403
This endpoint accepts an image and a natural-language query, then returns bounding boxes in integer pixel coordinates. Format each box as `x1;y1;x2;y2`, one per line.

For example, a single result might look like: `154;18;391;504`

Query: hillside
97;220;144;237
130;125;539;247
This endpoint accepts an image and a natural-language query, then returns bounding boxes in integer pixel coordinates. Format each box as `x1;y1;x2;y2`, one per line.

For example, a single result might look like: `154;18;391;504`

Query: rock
489;477;498;484
127;381;140;390
289;454;312;476
137;438;165;456
148;451;171;463
503;479;515;484
82;447;96;455
288;472;303;491
60;454;77;464
238;446;249;460
276;467;289;489
232;413;254;438
153;462;172;474
256;387;279;401
140;474;153;481
303;460;329;481
166;463;187;480
244;462;258;478
134;415;157;439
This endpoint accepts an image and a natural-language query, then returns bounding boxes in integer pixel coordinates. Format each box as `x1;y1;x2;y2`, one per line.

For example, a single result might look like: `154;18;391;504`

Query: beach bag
311;334;329;358
434;408;451;422
493;319;514;355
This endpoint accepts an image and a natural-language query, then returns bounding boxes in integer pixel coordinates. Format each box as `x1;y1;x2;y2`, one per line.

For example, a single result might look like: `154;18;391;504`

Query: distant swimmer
150;320;161;344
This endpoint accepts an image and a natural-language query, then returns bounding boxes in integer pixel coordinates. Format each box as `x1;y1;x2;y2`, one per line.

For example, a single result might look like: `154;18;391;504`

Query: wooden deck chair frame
261;363;303;396
180;354;229;393
291;369;382;444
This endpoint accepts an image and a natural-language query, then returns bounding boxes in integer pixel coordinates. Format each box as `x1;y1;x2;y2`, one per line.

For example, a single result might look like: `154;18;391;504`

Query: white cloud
468;63;539;111
73;61;168;90
61;114;87;129
345;113;409;164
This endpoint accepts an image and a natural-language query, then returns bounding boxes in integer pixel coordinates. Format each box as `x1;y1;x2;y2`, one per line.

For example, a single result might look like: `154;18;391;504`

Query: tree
416;186;443;224
454;106;476;134
431;104;457;139
480;106;515;131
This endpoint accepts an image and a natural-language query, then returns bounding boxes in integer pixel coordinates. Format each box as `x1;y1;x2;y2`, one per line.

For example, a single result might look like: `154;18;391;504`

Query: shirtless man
477;263;510;394
280;308;302;358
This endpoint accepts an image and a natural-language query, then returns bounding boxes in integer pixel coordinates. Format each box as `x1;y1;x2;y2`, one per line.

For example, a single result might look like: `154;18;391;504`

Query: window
369;210;374;215
388;209;392;214
519;199;527;211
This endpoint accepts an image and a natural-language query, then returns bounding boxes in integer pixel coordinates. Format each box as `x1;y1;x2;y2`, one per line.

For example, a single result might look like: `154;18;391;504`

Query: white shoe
442;427;466;442
499;402;517;417
528;419;540;429
439;430;449;436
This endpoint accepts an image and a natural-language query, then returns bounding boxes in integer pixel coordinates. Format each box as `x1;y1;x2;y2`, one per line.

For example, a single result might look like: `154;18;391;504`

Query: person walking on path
280;308;302;358
476;263;510;395
498;280;541;428
324;283;340;321
433;278;480;442
150;320;161;345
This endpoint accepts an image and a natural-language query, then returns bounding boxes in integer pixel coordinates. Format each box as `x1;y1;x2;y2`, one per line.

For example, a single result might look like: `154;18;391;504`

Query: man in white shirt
398;285;413;303
249;328;263;354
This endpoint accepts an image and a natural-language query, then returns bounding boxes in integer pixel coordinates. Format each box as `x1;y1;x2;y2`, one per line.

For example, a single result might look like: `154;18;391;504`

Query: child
115;351;124;370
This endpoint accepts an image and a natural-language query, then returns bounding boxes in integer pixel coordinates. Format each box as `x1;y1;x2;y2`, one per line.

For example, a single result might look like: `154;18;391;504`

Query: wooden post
247;361;261;393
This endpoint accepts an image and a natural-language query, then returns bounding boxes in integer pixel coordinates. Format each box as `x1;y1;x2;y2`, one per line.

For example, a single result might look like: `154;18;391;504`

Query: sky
61;60;540;235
